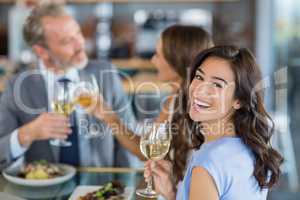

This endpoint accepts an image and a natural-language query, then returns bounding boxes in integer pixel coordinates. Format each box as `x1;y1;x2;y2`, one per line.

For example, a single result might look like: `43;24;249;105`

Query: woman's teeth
194;99;211;108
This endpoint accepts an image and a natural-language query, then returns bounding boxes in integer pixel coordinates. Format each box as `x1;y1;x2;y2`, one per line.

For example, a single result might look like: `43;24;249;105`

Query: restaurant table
0;167;157;200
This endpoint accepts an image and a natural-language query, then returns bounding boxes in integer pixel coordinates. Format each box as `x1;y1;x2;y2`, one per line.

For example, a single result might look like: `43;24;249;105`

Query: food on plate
19;160;64;180
78;181;125;200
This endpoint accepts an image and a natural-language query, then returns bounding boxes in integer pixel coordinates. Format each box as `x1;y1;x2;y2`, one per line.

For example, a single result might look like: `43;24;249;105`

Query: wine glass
73;74;99;138
74;74;98;110
50;79;74;147
136;123;172;198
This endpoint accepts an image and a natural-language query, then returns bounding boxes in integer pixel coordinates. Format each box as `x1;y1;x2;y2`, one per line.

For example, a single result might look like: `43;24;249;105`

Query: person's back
177;137;268;200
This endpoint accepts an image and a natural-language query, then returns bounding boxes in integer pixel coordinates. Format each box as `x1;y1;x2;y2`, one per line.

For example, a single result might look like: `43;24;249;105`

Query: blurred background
0;0;299;199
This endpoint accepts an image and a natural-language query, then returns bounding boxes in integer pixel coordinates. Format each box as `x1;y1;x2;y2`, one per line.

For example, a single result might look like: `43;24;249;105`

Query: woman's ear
233;100;241;110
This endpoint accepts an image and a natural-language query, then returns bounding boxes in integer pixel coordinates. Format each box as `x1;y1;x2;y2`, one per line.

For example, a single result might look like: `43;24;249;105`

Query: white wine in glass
140;139;170;161
73;74;99;139
50;80;74;147
74;74;98;109
52;101;74;116
75;93;94;108
136;123;171;198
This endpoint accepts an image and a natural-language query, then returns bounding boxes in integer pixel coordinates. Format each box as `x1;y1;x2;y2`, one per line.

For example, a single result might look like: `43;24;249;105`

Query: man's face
41;15;88;71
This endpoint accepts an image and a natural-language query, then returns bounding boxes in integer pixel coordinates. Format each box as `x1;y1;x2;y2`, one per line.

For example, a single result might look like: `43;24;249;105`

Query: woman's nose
192;82;213;97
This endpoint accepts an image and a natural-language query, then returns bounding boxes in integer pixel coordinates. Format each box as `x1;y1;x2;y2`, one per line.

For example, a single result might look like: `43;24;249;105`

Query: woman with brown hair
90;24;213;181
149;25;214;184
145;45;283;200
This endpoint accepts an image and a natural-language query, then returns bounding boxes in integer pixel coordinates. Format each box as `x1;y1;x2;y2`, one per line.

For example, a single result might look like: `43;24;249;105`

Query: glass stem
146;175;154;192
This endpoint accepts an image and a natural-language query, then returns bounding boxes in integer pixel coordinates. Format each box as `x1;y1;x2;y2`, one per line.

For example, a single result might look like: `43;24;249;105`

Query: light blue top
176;137;268;200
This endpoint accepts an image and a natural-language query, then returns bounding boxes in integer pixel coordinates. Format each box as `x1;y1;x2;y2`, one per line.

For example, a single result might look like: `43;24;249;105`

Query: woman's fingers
144;160;176;200
151;160;171;176
144;160;172;186
144;160;153;182
157;160;172;169
145;160;152;168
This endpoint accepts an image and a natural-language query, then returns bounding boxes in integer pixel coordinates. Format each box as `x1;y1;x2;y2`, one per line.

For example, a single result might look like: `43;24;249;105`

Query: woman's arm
92;95;175;161
104;114;144;160
189;167;219;200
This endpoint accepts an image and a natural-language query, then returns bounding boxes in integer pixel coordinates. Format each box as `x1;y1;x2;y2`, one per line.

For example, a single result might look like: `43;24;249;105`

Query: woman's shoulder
191;137;253;168
188;137;257;197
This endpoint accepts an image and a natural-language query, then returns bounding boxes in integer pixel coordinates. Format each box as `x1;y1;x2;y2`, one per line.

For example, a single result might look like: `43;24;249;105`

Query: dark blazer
0;60;137;170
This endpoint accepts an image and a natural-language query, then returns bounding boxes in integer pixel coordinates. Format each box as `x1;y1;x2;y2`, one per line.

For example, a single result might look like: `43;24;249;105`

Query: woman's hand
144;160;176;200
82;93;143;159
84;93;118;123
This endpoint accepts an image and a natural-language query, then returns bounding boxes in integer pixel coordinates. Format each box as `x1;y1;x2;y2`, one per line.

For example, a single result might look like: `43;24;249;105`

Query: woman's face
189;57;240;123
151;38;180;81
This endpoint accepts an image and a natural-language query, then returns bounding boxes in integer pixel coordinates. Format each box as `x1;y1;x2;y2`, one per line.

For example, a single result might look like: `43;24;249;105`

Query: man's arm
0;79;23;170
0;78;72;171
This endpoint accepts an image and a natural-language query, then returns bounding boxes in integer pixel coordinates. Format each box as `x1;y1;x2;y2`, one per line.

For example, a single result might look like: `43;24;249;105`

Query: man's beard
69;56;88;70
48;50;88;72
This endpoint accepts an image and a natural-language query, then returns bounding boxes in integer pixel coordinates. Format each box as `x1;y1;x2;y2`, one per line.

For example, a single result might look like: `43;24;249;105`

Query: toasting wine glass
50;79;74;147
73;74;99;138
136;123;172;198
74;74;98;110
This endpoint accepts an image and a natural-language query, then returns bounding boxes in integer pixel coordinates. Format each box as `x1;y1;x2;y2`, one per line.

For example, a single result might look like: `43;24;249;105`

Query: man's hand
18;113;72;147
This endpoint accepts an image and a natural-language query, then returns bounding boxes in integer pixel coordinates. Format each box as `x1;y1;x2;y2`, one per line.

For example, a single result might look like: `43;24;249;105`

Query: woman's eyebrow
212;76;228;85
196;68;205;74
197;68;228;84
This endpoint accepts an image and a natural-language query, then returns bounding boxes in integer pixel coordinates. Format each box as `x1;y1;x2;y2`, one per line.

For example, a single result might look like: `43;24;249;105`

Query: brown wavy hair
160;25;213;184
188;45;283;188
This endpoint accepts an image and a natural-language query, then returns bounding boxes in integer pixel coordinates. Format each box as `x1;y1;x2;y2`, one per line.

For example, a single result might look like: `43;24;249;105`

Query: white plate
0;192;25;200
2;159;76;187
69;185;134;200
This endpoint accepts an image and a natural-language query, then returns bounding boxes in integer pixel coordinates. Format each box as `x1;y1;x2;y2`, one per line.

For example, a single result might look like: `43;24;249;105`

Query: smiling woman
179;45;283;200
144;45;283;200
189;57;238;124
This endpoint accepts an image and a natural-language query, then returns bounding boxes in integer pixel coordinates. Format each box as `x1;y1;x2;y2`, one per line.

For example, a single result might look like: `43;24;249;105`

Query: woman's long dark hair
160;25;213;184
188;45;283;188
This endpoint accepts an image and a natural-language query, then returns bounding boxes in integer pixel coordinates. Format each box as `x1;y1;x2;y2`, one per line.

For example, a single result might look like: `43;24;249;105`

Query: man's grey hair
23;3;67;47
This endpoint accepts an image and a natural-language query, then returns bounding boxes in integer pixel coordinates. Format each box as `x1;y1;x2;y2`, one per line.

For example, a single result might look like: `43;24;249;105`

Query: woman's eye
213;82;223;88
195;74;204;81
